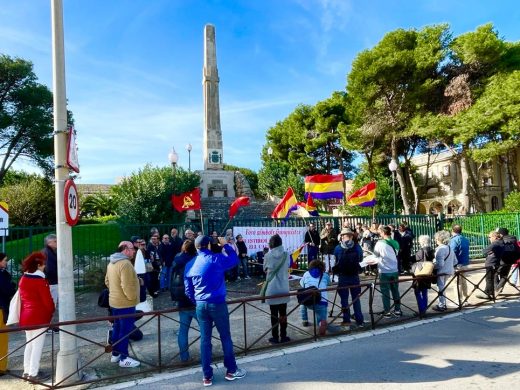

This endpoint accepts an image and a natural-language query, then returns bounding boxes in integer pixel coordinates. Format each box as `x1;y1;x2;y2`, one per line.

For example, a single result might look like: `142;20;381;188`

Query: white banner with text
233;226;307;255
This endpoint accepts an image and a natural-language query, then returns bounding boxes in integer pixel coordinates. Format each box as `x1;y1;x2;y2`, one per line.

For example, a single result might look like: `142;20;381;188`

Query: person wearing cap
184;235;246;386
105;241;140;368
333;230;364;328
320;221;338;276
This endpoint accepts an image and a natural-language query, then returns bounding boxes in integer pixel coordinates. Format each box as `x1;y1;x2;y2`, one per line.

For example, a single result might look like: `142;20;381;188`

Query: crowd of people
0;222;519;386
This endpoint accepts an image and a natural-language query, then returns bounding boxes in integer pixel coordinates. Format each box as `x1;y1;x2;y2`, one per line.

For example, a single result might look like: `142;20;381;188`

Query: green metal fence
2;212;519;289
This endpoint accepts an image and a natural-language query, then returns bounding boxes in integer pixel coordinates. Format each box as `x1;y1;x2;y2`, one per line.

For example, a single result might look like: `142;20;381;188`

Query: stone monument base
197;170;235;198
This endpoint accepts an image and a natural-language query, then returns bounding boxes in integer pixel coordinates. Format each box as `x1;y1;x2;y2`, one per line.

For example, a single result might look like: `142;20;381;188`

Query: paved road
110;299;520;390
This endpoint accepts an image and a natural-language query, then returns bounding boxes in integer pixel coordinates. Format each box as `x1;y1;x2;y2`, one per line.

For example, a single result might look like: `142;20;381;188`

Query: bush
503;191;520;212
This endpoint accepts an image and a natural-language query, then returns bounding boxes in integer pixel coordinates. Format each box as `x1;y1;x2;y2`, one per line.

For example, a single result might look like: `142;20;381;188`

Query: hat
496;227;509;236
195;235;211;248
130;235;141;243
340;228;353;236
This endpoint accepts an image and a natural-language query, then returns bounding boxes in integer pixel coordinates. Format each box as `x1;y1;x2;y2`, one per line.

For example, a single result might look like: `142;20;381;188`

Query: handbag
145;261;154;273
6;290;21;326
412;261;434;277
297;273;323;306
97;288;110;308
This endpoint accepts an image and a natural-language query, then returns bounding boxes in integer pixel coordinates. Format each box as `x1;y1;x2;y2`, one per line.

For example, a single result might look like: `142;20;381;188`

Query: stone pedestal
198;170;235;198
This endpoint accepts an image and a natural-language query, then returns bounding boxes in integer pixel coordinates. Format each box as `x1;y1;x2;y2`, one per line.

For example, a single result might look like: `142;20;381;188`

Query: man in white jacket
373;226;402;317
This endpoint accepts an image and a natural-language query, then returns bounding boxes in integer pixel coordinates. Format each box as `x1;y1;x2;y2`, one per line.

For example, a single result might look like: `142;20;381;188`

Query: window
442;165;450;176
491;196;499;211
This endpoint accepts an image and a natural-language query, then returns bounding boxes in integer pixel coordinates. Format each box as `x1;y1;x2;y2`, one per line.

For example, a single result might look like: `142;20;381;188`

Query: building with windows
411;150;518;216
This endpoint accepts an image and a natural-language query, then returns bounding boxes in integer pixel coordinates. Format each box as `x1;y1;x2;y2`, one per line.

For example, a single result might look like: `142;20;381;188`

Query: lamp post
388;159;398;216
186;143;192;172
168;147;179;202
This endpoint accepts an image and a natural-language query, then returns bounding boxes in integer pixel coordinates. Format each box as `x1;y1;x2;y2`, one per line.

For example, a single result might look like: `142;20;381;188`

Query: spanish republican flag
305;194;319;216
290;243;306;269
172;188;201;212
347;181;377;207
304;174;344;200
271;187;298;219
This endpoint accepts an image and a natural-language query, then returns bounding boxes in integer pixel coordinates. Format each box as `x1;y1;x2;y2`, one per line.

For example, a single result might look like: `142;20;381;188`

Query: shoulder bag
6;290;21;325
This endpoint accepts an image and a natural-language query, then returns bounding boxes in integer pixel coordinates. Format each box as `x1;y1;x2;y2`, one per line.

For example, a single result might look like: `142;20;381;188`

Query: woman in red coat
19;252;55;381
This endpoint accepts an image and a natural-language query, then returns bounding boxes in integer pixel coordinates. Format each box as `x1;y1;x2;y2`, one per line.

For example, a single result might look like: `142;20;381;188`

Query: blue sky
1;0;519;184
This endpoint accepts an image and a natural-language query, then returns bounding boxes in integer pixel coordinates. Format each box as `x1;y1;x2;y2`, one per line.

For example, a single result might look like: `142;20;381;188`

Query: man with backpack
333;230;365;328
495;227;520;294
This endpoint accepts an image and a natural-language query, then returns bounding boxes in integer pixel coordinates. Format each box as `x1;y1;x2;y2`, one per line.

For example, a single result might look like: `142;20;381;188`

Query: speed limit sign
64;179;80;226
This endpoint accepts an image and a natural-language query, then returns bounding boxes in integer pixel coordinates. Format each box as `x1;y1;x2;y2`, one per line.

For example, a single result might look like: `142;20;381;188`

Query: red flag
171;188;201;213
229;196;250;218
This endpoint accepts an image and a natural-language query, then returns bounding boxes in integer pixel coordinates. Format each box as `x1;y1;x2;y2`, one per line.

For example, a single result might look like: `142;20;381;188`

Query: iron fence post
369;282;375;330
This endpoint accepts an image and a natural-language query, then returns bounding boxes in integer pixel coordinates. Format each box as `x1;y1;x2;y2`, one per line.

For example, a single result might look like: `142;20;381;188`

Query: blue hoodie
184;244;238;304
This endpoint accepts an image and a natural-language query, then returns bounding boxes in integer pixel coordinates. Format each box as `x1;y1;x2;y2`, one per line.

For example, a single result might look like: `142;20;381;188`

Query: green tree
111;164;200;224
81;192;118;218
346;25;449;214
503;191;520;212
257;160;304;199
0;55;55;184
0;175;55;225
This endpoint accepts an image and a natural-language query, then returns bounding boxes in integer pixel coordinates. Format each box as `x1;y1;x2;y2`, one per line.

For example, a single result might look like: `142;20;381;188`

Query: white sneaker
110;355;120;363
119;357;140;368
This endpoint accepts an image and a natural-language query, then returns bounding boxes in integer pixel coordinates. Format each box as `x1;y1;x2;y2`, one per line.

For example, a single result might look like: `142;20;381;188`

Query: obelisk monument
198;24;235;198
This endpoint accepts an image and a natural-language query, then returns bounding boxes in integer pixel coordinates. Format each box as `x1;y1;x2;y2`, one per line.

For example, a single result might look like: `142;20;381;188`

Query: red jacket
19;272;55;327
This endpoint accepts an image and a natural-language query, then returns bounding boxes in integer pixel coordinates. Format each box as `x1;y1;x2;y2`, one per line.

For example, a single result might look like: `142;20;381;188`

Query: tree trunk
390;139;412;215
461;152;486;212
459;156;471;214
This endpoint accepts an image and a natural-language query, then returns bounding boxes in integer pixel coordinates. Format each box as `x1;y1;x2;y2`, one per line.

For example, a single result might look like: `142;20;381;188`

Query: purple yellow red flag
271;188;298;219
304;174;344;200
347;181;377;207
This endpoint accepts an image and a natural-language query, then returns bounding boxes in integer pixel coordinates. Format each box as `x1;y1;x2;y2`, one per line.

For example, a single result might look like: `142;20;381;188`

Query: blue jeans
300;303;327;325
160;265;172;290
196;302;237;379
111;307;136;360
337;275;364;325
307;246;318;262
414;288;428;314
178;309;197;361
239;257;249;278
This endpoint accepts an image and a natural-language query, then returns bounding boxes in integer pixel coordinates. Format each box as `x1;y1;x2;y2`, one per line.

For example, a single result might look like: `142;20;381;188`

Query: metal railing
1;265;519;389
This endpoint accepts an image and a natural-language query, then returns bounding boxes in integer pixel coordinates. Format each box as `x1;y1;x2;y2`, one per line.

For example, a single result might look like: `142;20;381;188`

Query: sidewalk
122;299;520;389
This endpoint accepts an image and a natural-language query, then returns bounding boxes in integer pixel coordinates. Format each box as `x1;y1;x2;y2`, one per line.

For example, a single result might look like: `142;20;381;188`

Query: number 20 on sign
64;179;80;226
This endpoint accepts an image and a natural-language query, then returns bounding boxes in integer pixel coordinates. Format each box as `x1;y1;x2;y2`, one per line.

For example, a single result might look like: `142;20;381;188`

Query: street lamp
168;147;179;198
388;158;398;215
186;143;192;172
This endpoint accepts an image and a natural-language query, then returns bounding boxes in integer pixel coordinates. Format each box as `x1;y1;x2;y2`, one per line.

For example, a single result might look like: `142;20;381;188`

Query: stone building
411;149;519;216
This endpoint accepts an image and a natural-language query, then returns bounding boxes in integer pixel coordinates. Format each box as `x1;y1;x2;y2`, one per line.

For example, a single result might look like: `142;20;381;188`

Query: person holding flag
304;223;320;263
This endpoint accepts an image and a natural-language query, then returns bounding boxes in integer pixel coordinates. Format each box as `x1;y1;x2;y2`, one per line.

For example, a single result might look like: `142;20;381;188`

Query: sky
1;0;519;184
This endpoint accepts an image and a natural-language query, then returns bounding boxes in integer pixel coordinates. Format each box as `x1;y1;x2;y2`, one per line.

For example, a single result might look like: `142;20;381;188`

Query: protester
0;253;16;375
333;230;364;328
225;236;239;282
373;225;401;317
412;235;435;316
263;234;291;344
398;223;414;274
494;227;520;294
105;241;140;368
449;225;470;301
171;240;198;363
299;260;330;335
19;252;55;381
236;235;251;279
477;231;504;299
42;234;58;308
304;223;320;263
159;234;175;291
432;231;457;311
170;228;184;255
185;235;246;386
184;230;195;242
320;221;338;277
146;234;161;297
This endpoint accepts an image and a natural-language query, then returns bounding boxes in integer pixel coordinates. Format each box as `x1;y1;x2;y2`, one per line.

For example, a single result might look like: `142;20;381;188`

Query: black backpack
502;236;520;265
170;265;187;302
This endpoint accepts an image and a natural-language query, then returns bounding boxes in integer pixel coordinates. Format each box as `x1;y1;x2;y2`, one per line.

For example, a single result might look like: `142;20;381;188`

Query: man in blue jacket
449;225;470;302
184;235;246;387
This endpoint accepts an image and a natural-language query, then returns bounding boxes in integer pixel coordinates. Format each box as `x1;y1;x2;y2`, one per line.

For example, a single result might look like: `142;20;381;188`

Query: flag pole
219;218;232;237
199;209;205;234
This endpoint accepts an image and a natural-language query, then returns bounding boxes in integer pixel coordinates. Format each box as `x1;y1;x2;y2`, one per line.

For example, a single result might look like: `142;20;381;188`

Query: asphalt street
104;299;520;390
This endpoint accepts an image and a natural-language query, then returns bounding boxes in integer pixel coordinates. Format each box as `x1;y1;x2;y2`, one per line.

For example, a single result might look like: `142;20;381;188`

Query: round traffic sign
64;179;80;226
